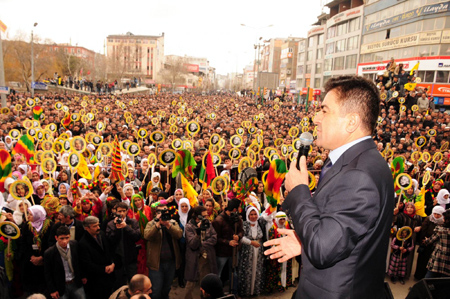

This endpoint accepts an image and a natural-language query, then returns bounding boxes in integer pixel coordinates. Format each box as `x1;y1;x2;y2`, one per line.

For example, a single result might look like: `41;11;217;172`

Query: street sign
0;86;9;94
31;82;48;90
0;20;6;33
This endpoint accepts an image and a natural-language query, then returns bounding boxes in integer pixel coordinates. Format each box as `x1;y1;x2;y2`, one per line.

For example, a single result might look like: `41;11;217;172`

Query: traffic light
263;87;267;96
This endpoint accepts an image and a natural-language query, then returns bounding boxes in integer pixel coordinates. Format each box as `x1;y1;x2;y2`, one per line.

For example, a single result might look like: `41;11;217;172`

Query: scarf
430;206;445;225
131;193;149;236
246;206;259;225
29;205;47;232
403;202;416;219
436;189;450;208
56;242;74;274
178;198;191;228
32;181;46;199
151;172;161;188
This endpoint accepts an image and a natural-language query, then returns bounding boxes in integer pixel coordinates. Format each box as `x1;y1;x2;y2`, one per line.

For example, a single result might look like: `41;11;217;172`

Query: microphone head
299;132;314;146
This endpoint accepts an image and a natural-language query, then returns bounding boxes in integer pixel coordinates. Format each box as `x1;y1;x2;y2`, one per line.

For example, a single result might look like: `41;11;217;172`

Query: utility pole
0;21;7;107
31;22;38;97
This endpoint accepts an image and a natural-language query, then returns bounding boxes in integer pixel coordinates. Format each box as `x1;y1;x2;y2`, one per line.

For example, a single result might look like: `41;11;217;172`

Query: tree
158;56;188;92
3;31;55;91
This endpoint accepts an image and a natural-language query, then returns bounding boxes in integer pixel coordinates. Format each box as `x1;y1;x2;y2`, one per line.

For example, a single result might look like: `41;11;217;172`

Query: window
348;17;360;32
423;18;435;31
298;52;305;62
307;50;313;61
323;75;331;85
361;53;373;63
306;64;312;74
315;63;322;74
345;54;357;69
347;36;359;51
333;56;345;71
297;65;304;75
328;26;336;39
337;23;347;36
324;58;332;71
430;44;439;56
298;41;306;52
314;78;321;89
435;17;445;30
318;34;324;45
335;39;346;53
316;48;323;60
308;37;314;47
440;44;450;55
418;71;435;82
436;71;449;83
325;42;335;55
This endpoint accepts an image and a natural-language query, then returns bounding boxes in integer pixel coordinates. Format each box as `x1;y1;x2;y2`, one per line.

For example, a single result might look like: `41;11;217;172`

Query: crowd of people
0;70;449;299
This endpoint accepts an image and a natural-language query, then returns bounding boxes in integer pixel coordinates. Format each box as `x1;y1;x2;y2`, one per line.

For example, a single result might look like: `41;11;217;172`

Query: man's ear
345;113;361;133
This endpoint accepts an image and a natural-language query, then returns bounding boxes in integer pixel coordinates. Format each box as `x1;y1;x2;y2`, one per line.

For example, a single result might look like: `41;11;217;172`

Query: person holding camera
106;202;141;288
212;198;243;295
184;205;218;299
144;203;183;299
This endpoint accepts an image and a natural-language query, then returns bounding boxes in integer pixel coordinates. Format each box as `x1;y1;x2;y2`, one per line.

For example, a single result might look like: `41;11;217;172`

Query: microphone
296;132;314;170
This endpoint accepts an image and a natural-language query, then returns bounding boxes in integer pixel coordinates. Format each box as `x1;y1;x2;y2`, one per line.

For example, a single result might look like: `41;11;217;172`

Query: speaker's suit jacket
283;138;394;299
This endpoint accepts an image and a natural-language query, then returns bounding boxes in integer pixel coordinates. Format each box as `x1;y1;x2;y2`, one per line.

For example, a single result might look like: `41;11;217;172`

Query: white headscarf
151;172;161;188
13;199;32;225
246;206;259;225
78;178;89;196
430;206;446;225
412;179;419;193
437;189;450;208
178;198;191;228
29;205;47;232
275;211;287;228
123;183;134;196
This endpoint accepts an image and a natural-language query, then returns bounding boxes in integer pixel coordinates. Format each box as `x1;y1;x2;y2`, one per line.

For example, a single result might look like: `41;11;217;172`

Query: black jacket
105;217;141;267
48;219;85;247
78;231;115;293
44;241;83;295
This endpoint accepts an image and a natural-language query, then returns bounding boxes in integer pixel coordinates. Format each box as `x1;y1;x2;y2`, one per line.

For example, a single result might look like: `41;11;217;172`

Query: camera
230;212;241;223
198;215;210;230
111;213;122;224
155;209;171;222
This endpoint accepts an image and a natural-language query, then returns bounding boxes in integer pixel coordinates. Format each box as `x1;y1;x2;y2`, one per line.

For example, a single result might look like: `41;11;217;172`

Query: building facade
296;0;364;96
106;32;164;83
358;0;450;105
279;38;303;92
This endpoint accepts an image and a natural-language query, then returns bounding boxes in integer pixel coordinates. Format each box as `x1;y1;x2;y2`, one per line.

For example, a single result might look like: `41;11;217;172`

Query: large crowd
0;68;449;299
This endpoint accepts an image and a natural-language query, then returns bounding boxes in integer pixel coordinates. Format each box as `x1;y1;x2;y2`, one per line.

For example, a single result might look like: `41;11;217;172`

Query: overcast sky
1;0;324;75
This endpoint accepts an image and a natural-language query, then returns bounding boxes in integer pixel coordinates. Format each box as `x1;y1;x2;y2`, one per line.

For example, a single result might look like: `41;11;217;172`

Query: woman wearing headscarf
4;136;15;151
32;181;46;205
265;212;293;293
12;199;32;226
394;202;422;278
128;192;152;275
238;206;264;297
423;210;450;278
436;189;450;209
18;205;53;294
414;206;446;280
177;198;191;288
137;158;149;182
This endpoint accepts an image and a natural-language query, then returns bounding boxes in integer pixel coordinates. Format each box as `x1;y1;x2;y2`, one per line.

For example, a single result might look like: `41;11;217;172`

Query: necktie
319;159;333;182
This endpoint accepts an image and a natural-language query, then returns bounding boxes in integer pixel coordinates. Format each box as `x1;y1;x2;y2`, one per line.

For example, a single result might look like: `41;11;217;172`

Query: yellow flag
410;62;419;76
78;155;92;180
93;164;100;180
180;173;198;207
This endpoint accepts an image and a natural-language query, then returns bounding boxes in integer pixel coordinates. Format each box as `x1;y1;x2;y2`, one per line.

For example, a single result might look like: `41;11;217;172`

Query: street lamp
31;22;38;97
241;24;273;98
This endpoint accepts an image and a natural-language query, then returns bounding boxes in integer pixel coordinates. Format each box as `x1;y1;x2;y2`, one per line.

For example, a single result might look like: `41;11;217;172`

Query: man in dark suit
106;202;141;288
79;216;115;299
48;205;84;247
265;76;394;299
44;226;86;299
